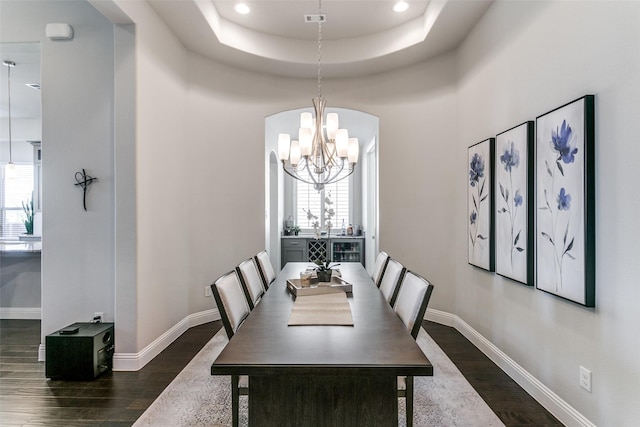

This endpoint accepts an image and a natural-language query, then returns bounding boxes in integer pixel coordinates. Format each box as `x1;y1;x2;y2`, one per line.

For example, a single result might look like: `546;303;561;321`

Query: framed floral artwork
468;138;495;272
495;122;534;285
535;95;595;307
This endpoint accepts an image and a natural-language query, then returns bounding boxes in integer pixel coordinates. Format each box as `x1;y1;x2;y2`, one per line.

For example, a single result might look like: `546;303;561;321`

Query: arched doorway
265;108;379;273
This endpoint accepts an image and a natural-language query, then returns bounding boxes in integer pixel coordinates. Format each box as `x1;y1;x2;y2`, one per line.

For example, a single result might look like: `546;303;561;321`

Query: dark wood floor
0;319;562;426
423;321;563;427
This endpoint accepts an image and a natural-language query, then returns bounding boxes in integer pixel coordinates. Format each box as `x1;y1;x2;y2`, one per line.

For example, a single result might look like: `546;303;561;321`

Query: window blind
295;168;350;230
0;164;34;238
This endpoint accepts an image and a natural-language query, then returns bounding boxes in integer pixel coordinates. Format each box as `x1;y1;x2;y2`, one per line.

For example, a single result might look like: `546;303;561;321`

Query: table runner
287;292;354;326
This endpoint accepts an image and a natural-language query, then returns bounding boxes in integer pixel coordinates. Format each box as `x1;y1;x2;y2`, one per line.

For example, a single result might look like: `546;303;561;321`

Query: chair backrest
236;258;265;310
255;250;276;289
378;258;406;306
393;271;434;339
211;270;251;340
371;251;389;287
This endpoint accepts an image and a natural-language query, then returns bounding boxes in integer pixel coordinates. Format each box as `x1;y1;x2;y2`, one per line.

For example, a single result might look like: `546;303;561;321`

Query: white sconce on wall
46;23;74;41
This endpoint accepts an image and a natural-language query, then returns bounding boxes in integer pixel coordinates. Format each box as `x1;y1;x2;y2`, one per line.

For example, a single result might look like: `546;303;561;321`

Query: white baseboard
36;308;221;367
0;307;41;319
187;308;220;328
424;308;455;327
424;308;595;427
113;308;220;371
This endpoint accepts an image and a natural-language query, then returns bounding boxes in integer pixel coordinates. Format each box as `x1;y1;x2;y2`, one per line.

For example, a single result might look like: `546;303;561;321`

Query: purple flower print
497;141;523;269
514;190;523;207
557;188;571;211
469;153;485;187
541;119;578;291
500;142;520;173
552;120;578;165
469;151;488;255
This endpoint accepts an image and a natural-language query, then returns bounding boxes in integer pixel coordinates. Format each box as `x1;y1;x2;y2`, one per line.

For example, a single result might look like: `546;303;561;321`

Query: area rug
133;328;504;427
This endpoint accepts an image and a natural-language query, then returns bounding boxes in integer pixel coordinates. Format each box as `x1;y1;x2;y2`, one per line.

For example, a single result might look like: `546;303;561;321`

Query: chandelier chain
317;0;322;99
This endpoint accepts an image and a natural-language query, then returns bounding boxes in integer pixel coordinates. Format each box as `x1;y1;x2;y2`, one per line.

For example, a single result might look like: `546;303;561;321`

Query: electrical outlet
580;366;592;392
93;312;103;322
204;286;212;297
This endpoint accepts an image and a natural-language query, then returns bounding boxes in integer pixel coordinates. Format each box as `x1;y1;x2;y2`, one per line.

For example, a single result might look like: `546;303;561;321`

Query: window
1;164;34;238
295;168;350;232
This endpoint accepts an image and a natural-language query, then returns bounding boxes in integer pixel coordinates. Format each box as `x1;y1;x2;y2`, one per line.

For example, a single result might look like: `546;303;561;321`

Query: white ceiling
0;43;41;120
147;0;493;78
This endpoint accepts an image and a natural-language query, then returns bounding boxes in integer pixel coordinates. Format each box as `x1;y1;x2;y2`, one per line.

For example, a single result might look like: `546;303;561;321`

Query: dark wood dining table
211;262;433;427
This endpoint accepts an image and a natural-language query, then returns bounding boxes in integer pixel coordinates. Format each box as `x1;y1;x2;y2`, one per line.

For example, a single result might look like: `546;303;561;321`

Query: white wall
109;0;190;352
357;53;460;312
1;1;117;342
184;54;306;314
454;2;640;425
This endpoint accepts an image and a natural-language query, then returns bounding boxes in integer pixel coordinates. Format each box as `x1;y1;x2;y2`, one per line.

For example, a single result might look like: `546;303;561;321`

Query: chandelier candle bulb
336;129;349;158
299;127;313;156
290;141;301;166
278;134;291;161
300;112;313;128
348;138;360;164
326;113;339;139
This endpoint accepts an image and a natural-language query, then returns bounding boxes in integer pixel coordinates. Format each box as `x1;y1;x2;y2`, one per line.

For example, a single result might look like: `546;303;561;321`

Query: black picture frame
535;95;595;307
494;121;534;285
468;138;495;272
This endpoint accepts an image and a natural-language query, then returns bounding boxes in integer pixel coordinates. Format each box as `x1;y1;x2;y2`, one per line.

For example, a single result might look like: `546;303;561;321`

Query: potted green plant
292;225;301;236
314;259;339;282
22;199;34;235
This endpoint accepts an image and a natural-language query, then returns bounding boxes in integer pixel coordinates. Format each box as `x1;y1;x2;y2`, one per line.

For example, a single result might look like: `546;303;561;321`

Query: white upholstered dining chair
254;250;276;290
393;270;434;427
371;251;390;287
210;270;250;427
378;258;406;306
236;258;266;310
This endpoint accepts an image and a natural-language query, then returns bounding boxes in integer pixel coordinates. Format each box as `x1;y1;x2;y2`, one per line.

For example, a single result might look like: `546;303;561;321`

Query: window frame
294;173;353;233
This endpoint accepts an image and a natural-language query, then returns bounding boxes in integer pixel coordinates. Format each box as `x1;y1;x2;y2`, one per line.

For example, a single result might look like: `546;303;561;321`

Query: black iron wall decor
74;169;98;211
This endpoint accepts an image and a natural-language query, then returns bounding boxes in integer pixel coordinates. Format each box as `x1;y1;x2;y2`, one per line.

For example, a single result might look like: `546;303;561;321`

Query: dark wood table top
211;262;433;377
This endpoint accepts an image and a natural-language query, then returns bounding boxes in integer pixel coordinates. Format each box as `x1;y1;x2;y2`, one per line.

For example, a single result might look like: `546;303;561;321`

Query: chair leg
406;375;414;427
231;375;239;427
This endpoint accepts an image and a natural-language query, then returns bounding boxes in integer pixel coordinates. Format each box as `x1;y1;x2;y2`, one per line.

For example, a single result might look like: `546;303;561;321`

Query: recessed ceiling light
393;1;409;13
234;3;250;15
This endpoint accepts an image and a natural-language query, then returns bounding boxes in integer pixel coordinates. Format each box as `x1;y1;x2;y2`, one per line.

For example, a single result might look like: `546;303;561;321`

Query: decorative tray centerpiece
286;274;353;298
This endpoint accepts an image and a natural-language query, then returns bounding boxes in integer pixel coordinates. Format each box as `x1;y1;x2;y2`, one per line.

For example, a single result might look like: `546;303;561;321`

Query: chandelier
277;0;359;191
3;60;16;180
